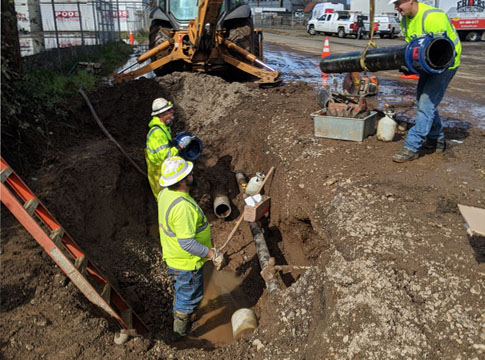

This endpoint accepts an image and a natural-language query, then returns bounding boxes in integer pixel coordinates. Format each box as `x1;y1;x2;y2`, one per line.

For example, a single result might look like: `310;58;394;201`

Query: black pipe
320;36;455;75
249;222;280;295
320;45;407;74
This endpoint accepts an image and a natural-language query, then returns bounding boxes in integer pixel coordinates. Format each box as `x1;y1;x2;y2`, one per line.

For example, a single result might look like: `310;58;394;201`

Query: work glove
210;248;225;271
178;136;193;149
399;65;414;76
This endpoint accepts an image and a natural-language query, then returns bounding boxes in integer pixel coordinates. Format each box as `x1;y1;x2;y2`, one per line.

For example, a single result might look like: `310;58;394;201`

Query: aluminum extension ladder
0;156;149;335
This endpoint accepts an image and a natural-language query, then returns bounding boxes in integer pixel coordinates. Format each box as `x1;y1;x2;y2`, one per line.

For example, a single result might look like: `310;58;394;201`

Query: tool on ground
0;157;149;337
320;34;455;75
342;72;379;97
114;0;280;85
317;89;369;119
212;214;245;271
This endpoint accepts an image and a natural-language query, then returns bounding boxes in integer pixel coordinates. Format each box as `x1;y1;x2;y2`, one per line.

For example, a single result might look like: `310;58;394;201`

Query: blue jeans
404;67;457;152
168;266;204;315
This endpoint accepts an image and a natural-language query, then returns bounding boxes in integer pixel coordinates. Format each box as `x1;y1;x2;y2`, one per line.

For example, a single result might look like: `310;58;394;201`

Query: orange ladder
0;157;149;335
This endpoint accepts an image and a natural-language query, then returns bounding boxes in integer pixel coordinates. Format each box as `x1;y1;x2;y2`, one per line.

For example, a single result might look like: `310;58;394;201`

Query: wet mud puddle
190;264;249;346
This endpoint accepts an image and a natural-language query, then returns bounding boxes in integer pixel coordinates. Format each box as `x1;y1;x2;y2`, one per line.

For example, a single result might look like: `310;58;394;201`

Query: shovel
213;214;245;270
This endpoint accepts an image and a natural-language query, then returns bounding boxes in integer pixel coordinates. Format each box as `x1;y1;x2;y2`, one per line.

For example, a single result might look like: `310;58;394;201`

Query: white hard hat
151;97;173;116
159;156;194;187
388;0;398;4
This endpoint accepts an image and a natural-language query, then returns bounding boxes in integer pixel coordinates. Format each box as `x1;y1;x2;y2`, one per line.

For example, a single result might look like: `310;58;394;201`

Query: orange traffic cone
129;29;134;45
321;36;331;58
399;74;419;80
320;36;331;85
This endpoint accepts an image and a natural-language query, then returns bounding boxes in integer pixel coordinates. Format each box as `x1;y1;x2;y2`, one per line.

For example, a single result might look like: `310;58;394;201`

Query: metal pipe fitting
320;34;455;75
213;194;232;219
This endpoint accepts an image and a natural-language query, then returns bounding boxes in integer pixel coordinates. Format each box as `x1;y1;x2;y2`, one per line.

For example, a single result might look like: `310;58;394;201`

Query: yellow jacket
145;117;179;198
158;188;212;270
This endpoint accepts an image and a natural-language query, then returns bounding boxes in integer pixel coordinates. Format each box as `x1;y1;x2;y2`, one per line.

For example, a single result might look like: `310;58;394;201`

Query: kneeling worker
158;156;219;340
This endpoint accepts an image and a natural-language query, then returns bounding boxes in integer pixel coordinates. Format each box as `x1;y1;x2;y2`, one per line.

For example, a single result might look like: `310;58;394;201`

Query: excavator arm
114;0;280;85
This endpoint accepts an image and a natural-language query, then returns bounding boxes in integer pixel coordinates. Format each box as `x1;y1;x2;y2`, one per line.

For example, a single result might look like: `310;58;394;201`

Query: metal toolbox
312;110;377;142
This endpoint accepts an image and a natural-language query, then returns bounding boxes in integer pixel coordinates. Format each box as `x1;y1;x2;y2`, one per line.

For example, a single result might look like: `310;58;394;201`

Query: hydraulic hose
320;34;455;75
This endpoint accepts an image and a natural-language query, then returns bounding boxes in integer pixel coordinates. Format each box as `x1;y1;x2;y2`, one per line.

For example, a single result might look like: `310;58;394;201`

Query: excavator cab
115;0;279;84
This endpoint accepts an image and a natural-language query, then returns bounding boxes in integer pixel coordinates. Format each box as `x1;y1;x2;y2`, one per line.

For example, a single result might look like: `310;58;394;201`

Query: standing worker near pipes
158;156;221;340
390;0;461;163
146;97;183;198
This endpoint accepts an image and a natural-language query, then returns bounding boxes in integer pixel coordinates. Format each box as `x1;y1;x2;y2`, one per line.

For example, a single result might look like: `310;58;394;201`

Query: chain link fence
253;12;309;31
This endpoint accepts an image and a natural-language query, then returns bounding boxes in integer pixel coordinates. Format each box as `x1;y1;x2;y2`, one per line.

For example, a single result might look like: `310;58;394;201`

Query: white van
307;2;345;35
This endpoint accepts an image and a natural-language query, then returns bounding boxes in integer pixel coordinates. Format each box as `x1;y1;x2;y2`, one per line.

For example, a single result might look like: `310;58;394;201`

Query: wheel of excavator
149;21;184;76
226;17;258;57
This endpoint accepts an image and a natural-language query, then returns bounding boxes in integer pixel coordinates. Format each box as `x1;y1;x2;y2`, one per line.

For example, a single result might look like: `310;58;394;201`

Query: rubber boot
172;311;191;341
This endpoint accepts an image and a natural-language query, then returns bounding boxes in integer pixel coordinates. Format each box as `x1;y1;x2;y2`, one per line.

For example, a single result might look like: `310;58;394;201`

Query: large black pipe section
320;34;455;75
249;222;281;295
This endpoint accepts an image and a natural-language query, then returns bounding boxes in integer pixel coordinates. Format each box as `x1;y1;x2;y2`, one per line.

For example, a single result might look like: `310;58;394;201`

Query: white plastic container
245;172;264;196
376;114;397;142
231;308;258;339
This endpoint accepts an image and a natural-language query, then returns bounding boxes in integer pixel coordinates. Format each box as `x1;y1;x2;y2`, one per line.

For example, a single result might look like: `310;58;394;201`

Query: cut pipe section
320;34;455;75
213;194;232;219
249;222;280;295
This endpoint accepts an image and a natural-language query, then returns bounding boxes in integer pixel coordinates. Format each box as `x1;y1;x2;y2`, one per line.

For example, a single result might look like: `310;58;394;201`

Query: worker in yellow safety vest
389;0;461;162
145;97;180;198
158;156;219;340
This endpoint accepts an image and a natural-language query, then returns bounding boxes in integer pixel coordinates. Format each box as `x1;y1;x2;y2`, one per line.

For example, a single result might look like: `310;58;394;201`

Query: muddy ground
1;36;485;359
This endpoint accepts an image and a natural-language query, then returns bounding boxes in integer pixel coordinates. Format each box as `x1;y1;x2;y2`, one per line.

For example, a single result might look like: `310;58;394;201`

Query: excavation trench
19;73;326;350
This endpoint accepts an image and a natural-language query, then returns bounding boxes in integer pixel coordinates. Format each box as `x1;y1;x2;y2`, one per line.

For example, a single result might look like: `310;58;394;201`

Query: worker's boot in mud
392;147;419;163
171;311;191;341
423;140;446;153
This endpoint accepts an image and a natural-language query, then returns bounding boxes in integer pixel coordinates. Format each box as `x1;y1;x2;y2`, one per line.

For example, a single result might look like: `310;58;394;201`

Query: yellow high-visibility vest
145;117;179;198
158;188;212;270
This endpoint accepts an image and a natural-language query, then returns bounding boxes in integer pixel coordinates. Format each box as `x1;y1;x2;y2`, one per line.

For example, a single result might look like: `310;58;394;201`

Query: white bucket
231;308;258;339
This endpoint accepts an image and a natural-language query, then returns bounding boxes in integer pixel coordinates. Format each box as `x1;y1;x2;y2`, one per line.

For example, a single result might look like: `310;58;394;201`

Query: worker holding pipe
145;98;181;198
389;0;461;162
157;156;221;340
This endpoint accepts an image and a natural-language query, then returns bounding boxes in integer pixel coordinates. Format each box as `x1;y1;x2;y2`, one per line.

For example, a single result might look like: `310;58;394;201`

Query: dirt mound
1;71;484;359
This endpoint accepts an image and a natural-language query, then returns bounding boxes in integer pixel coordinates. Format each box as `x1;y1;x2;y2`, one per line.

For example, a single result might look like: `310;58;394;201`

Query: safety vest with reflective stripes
145;116;179;199
158;188;212;270
401;2;461;69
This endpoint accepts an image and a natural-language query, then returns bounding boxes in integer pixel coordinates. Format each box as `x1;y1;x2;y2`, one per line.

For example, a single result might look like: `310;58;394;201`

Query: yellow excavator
114;0;280;85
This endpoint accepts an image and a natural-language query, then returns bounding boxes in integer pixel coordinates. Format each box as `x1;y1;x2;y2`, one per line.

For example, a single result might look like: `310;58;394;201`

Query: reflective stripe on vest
161;196;209;237
146;126;172;154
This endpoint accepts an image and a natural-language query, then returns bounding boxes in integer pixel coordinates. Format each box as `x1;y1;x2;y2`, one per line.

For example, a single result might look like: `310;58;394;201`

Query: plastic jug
376;106;397;142
245;172;265;196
